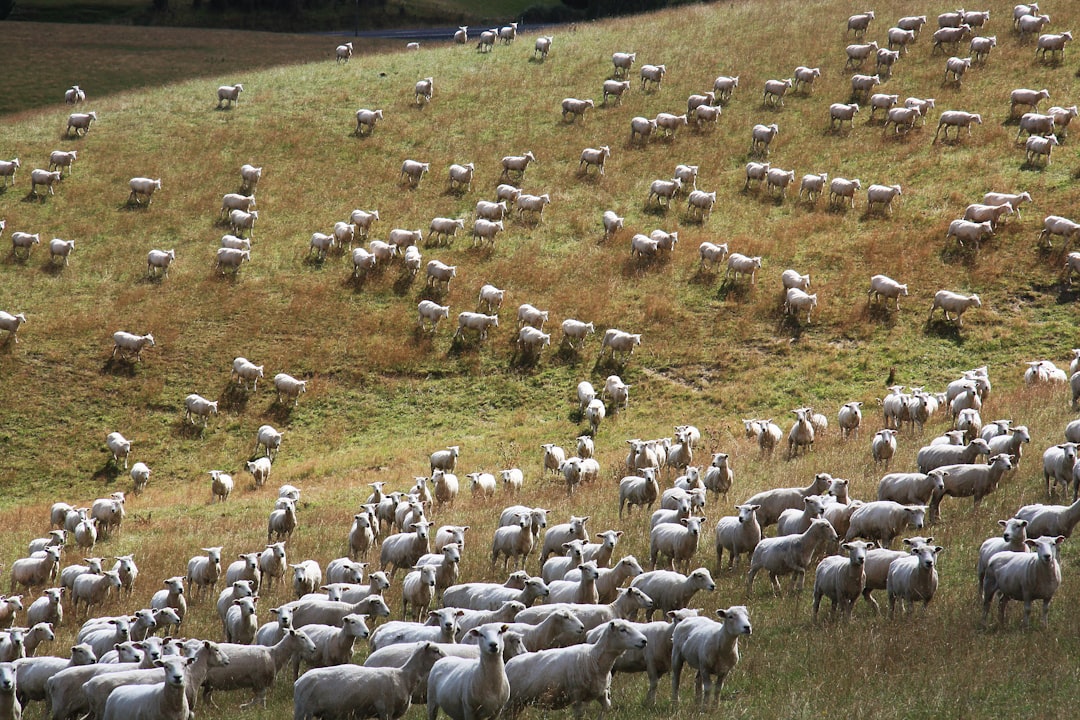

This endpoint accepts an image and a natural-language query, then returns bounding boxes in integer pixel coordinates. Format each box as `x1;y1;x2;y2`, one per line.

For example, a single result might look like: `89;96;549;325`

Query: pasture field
2;1;1080;718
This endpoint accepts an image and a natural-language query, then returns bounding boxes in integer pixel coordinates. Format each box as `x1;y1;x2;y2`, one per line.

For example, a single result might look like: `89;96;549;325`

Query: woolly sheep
828;177;861;208
66;111;97;136
792;66;820;92
888;27;917;52
933;110;982;142
763;78;793;106
73;570;123;618
1026;135;1060;165
746;519;838;596
186;547;223;602
749;123;779;154
216;83;243;109
631;567;714;619
1042;443;1078;500
1038;215;1080;249
202;628;316;708
670;607;751;706
977;518;1030;588
640;64;666;90
48;150;77;175
1036;32;1072;62
579;146;609;175
500;151;536;181
845;42;878;69
828;102;860;130
970;34;997;61
847;11;874;36
400;160;430;188
928;290;982;326
887;544;943;617
943;56;972;85
784;288;818;321
846;502;927;548
866;184;902;213
725;253;762;284
65;85;86;104
813;540;875;621
29;169;62;197
982;535;1064;628
9;547;61;595
932;24;973;52
649;518;706;572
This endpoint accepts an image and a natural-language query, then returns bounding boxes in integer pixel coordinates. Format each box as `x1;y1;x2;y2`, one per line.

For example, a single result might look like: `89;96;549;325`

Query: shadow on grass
22;191;49;204
1019;160;1048;173
641;203;671;217
924;319;965;343
262;401;295;426
939;243;980;267
508;346;543;372
715;279;754;302
447;332;486;358
864;302;902;326
91;461;122;485
302;253;328;269
392;269;418;297
593;353;627;375
777;313;806;341
100;357;138;377
175;419;208;439
218;382;250;414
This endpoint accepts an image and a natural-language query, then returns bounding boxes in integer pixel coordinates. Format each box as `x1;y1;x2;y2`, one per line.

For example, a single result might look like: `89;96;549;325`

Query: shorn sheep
982;535;1065;628
670;607;752;707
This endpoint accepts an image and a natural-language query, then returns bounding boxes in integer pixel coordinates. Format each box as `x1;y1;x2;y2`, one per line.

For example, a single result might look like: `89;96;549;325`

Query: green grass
2;1;1080;718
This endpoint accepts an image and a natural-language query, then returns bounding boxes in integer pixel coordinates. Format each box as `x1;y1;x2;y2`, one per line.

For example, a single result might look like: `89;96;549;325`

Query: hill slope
2;1;1080;718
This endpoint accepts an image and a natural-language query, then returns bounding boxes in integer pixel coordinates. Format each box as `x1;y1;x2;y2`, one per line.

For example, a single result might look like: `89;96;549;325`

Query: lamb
649;518;707;572
29;169;62;197
784;288;818;321
887;543;943;617
927;290;982;327
749;123;779;155
1042;443;1079;500
977;518;1031;588
1036;32;1073;62
267;500;297;543
216;83;243;109
105;432;131;467
982;535;1065;628
1026;135;1060;165
670;607;751;707
255;424;283;459
789;66;821;95
640;64;666;90
746;519;838;596
66;111;97;136
933;110;982;142
762;78;793;107
202;628;317;708
65;85;86;104
631;568;714;619
791;173;828;205
503;619;646;718
500;152;536;181
944;55;972;85
813;540;874;621
846;502;927;548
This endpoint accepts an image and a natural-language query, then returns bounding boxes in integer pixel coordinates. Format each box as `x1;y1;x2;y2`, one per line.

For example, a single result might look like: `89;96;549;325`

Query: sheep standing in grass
977;519;1030;588
66;111;97;136
112;332;155;362
427;624;510;720
943;56;972;85
127;178;161;206
928;290;982;326
354;109;383;136
982;535;1065;628
746;519;837;595
933;110;982;142
1036;32;1073;62
670;607;751;707
335;42;353;62
750;123;779;155
793;66;820;93
612;52;636;78
866;184;902;214
29;170;62;197
65;85;86;104
217;84;244;109
813;540;874;621
887;543;943;617
829;102;860;130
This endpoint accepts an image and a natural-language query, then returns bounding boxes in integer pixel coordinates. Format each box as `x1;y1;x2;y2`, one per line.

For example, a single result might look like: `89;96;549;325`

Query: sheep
834;402;863;440
827;102;859;131
561;555;643;605
29;169;62;197
555;319;595;352
380;522;432;579
963;203;1014;229
845;42;878;69
539;515;588;563
423;260;456;291
866;184;902;214
932;24;973;53
599;330;641;362
389;228;423;252
8;547;61;596
647;178;681;208
400;159;430;188
693;241;731;272
927;290;982;327
713;505;762;571
749;123;779;155
887;544;943;617
126;177;161;206
513;585;653;631
47;150;77;177
813;540;875;621
253;543;287;593
186;547;224;602
253;424;282;459
792;173;828;204
216;83;243;108
1036;32;1072;62
230;357;264;392
224;596;260;645
235;164;262;195
741;472;831;528
784;288;818;322
335;41;353;62
72;570;123;619
0;159;20;187
619;469;660;518
776;495;827;537
878;471;948;510
64;85;86;104
500;152;536;181
215;247;250;275
503;619;646;718
670;607;751;707
604;376;631;410
847;11;874;36
66;111;97;136
9;232;40;261
846;502;927;548
1068;254;1080;284
693;103;722;128
746;519;838;596
1026;135;1060;165
1042;443;1079;500
765;168;795;199
202;628;317;708
426;623;510;720
601;80;631;107
887;27;917;53
944;56;972;85
98;655;193;720
1015;497;1080;540
722;253;761;285
579;146;610;176
933;110;982;142
561;98;594;123
1048;105;1079;137
977;519;1031;589
881;105;922;135
762;78;793;107
631;567;714;619
640;64;666;91
0;597;22;631
267;500;297;544
515;193;551;221
792;66;820;94
828;177;861;208
785;407;814;457
371;611;463;653
629;116;658;142
867;93;901;122
1014;4;1040;28
983;535;1065;628
476;30;496;52
850;74;880;103
1010;88;1051;118
648;518;707;572
1038;215;1080;248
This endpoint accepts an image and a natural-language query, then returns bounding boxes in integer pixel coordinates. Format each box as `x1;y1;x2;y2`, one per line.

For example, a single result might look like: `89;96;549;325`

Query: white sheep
10;232;40;260
982;535;1064;628
977;518;1031;588
579;146;610;175
850;73;881;101
1048;105;1079;136
515;193;551;221
928;290;982;326
749;123;779;155
845;42;878;69
1036;32;1073;62
943;56;972;85
887;543;944;617
963;203;1014;228
612;52;636;77
1038;215;1080;248
216;84;244;108
145;247;175;278
725;253;763;284
670;607;752;707
1026;135;1061;165
500;151;536;181
0;312;26;345
401;159;430;187
127;178;161;206
970;34;997;61
232;357;264;391
888;27;917;52
65;85;86;104
828;102;860;130
762;78;793;106
640;64;666;90
426;260;457;290
186;547;224;601
866;184;902;213
746;519;838;596
561;98;594;123
336;42;353;62
882;105;923;134
847;11;875;36
934;110;982;142
426;623;510;720
100;655;192;720
829;177;862;208
270;373;305;406
48;150;77;175
932;24;973;52
846;502;927;548
112;331;154;362
29;169;61;197
533;35;552;59
629;116;658;142
813;540;875;621
793;66;820;92
0;160;19;187
602;79;631;106
443;163;474;193
796;172;827;202
215;247;250;274
66;111;97;136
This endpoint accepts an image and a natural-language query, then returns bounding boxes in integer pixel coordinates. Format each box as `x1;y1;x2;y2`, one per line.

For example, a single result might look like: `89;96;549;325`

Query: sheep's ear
498;624;509;634
998;520;1008;528
715;609;729;619
454;610;464;617
463;628;479;639
615;531;624;538
865;542;876;550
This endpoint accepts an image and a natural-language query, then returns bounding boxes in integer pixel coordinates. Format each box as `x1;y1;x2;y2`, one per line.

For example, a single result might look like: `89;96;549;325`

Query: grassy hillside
2;1;1080;718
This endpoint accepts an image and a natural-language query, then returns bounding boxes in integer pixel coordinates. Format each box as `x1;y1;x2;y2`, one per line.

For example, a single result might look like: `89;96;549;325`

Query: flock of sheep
3;2;1080;720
